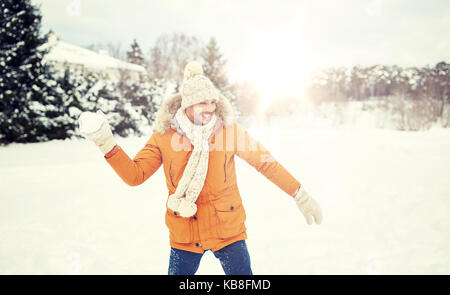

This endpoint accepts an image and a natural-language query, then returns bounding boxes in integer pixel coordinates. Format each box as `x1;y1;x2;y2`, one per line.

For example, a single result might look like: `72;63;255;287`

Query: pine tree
126;39;145;66
201;37;229;91
117;70;164;135
201;37;239;117
0;0;65;144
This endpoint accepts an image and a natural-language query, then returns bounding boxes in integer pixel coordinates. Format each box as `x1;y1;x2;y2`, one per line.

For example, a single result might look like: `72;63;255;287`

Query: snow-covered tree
55;63;167;139
55;66;110;138
56;66;142;138
126;39;145;66
0;0;68;144
116;69;166;135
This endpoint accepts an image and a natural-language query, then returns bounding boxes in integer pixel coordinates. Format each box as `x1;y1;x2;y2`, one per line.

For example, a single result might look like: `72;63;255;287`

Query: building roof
42;35;147;74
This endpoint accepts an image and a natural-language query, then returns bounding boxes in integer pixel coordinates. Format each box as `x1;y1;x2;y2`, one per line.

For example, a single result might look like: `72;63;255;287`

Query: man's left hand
294;186;323;225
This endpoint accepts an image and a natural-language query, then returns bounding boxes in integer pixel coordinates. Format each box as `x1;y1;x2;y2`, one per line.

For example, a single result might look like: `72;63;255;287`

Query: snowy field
1;115;449;274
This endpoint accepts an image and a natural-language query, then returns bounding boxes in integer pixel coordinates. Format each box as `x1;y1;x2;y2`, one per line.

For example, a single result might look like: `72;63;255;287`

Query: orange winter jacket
103;94;301;254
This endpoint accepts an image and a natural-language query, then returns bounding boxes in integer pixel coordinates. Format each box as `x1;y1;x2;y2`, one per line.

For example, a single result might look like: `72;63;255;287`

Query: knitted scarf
166;108;218;217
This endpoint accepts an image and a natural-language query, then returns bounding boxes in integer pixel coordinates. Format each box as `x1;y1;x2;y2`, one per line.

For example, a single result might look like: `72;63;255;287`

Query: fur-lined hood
153;92;235;134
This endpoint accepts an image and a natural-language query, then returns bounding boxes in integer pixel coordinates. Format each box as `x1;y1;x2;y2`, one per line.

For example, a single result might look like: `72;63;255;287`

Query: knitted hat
180;61;219;110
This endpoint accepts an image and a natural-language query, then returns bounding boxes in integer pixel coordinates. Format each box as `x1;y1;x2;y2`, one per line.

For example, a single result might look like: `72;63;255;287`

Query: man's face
184;100;216;125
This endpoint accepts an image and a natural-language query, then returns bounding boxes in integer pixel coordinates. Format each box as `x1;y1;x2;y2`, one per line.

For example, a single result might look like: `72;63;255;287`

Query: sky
33;0;450;95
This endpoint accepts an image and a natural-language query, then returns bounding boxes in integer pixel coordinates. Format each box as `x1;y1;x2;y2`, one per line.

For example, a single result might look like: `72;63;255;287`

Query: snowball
78;111;104;134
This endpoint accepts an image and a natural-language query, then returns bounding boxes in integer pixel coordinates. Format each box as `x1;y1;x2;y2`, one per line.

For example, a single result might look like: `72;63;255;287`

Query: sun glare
240;34;313;114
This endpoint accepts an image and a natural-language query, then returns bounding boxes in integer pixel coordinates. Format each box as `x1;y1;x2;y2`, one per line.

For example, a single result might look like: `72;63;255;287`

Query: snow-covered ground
1;115;449;274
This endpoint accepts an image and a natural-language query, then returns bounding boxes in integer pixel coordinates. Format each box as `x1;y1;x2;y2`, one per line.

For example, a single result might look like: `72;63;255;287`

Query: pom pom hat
180;61;220;110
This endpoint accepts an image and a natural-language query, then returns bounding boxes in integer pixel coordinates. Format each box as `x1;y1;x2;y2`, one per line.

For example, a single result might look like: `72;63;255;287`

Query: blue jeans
168;240;253;275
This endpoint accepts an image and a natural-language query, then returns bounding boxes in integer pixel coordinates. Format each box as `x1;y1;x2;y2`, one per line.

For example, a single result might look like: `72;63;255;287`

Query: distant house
42;33;147;80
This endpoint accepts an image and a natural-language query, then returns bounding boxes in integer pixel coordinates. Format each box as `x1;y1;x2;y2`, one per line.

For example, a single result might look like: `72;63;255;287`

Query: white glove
78;110;116;154
294;185;323;225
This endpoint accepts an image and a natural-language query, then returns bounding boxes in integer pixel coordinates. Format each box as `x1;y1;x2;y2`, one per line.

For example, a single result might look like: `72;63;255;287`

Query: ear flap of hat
215;93;235;127
153;93;182;134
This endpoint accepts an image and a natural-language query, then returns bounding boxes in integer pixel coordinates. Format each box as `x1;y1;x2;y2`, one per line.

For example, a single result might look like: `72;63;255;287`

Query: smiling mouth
193;112;214;124
200;112;213;118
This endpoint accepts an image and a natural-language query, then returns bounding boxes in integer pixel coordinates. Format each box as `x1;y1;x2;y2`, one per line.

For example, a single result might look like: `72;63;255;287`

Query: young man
79;61;323;275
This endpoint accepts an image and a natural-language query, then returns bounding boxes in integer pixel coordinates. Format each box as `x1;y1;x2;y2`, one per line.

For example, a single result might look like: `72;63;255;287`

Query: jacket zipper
224;154;227;183
169;160;175;187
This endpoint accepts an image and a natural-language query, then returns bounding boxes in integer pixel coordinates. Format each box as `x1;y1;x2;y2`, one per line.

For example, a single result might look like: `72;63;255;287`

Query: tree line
1;0;449;145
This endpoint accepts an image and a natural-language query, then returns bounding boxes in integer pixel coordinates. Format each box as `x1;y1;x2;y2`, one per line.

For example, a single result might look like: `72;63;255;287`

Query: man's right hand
79;110;116;154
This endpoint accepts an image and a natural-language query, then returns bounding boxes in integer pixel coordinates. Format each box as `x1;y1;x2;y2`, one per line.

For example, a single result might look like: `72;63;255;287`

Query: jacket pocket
165;207;194;243
212;195;246;239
